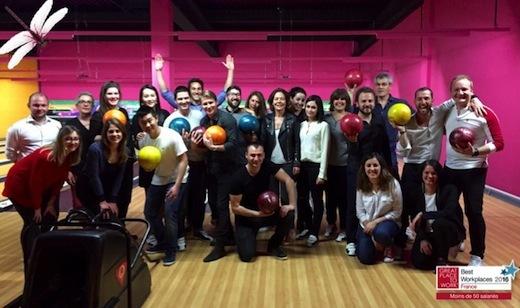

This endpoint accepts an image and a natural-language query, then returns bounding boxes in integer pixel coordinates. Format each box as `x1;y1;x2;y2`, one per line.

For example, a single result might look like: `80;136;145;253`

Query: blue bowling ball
238;114;259;134
169;117;191;134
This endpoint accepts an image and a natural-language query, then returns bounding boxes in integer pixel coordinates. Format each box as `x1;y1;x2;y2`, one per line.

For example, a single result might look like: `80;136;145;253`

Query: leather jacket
261;112;301;167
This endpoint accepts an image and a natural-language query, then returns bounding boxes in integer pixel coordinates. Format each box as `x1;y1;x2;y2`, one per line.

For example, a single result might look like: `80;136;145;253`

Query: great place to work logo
436;260;519;300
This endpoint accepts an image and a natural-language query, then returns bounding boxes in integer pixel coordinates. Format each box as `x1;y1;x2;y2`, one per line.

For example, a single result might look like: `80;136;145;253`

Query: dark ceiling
0;0;424;56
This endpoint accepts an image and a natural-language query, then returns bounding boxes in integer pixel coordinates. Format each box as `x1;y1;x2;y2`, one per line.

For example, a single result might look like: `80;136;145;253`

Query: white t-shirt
163;109;205;162
424;192;437;232
139;127;188;185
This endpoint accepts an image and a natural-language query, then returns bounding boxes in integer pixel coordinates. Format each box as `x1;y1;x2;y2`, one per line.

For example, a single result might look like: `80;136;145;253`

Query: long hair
357;153;395;193
421;159;444;192
139;84;161;112
304;95;325;122
245;91;267;118
267;88;289;114
99;81;121;114
101;118;128;164
45;125;82;166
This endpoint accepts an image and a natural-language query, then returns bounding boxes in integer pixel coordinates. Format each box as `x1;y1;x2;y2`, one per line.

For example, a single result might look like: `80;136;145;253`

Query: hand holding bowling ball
203;125;227;146
344;69;363;88
138;146;162;171
257;191;279;214
191;126;206;148
340;113;363;137
169;117;191;134
103;109;127;126
449;127;476;154
388;103;412;126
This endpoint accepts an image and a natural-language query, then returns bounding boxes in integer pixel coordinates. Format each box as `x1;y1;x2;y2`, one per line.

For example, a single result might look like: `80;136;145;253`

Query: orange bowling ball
103;109;127;126
204;125;227;145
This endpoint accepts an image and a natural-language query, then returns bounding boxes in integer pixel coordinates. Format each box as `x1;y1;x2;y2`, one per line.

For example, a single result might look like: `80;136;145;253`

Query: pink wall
365;0;520;196
34;0;519;196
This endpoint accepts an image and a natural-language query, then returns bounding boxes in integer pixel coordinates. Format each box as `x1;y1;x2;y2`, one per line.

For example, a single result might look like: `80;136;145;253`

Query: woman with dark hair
356;153;402;265
323;89;352;243
132;84;170;195
66;92;95;209
407;160;465;270
3;126;81;277
298;95;330;247
77;119;128;218
244;91;267;119
288;87;307;122
89;81;134;218
261;88;301;236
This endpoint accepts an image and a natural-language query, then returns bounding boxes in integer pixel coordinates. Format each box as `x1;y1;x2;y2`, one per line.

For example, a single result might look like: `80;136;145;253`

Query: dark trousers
345;162;359;243
397;162;424;246
297;162;325;236
235;211;295;262
186;161;207;232
207;171;234;246
117;159;135;218
13;201;58;279
356;220;399;265
411;217;461;270
444;167;487;258
325;165;348;230
269;162;296;229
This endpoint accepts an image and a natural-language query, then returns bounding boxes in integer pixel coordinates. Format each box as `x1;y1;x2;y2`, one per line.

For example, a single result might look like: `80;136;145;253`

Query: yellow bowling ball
138;146;161;171
388;103;412;126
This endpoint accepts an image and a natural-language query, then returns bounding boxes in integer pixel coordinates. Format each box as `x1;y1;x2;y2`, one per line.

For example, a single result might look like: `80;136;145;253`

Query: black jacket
347;113;392;168
261;113;301;167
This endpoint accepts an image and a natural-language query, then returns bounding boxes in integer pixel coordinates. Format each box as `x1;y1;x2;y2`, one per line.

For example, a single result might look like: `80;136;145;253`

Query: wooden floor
1;187;519;307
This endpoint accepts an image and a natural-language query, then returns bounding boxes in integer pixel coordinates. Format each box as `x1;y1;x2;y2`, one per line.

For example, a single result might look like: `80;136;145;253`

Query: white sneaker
383;247;395;263
177;237;186;251
296;229;309;240
307;235;318;247
324;225;336;238
335;232;346;242
146;234;158;247
345;242;356;256
459;241;465;252
468;255;485;266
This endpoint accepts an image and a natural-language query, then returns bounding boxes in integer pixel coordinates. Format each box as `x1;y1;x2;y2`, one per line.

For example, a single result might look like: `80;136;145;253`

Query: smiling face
202;97;217;118
305;100;318;121
141;88;158;108
272;91;286;114
357;92;375;116
189;81;203;103
414;89;433;116
291;92;306;113
63;131;81;153
226;89;241;108
332;97;348;112
28;94;49;121
245;145;265;169
451;78;473;105
364;157;381;182
105;87;120;108
106;123;123;145
176;91;191;113
422;165;438;187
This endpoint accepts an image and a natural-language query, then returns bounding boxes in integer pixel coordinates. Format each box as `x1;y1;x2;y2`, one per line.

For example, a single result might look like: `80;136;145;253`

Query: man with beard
342;87;392;257
223;85;248;121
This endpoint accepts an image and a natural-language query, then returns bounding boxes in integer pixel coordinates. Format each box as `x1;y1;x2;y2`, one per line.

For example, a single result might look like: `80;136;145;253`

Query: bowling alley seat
20;218;151;308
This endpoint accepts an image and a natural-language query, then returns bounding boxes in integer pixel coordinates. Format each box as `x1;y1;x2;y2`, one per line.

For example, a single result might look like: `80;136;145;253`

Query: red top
2;148;71;209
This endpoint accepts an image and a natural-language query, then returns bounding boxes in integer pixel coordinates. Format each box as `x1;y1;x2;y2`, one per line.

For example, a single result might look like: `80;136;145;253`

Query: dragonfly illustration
0;0;68;69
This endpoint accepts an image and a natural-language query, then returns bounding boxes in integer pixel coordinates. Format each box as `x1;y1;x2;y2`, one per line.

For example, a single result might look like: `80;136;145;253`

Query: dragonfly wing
7;40;37;69
40;7;68;38
0;31;33;55
30;0;53;35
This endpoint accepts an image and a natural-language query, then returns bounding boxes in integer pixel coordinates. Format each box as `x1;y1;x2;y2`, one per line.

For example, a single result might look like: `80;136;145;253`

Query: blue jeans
144;183;186;255
356;220;399;265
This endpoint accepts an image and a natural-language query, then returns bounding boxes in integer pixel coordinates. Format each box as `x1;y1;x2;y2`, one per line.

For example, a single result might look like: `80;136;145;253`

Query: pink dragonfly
0;0;68;69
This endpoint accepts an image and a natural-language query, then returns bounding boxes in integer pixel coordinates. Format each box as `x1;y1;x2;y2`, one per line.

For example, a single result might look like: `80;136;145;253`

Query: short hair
76;92;94;104
246;142;264;153
135;106;158;120
245;91;267;118
28;92;48;105
449;74;473;91
45;125;81;166
329;88;351;112
188;78;204;89
139;84;161;111
99;80;121;114
267;88;290;113
289;86;307;99
101;118;128;164
354;87;376;103
226;85;242;94
304;95;325;122
357;153;395;193
201;90;217;102
174;85;190;100
414;87;433;99
374;71;393;84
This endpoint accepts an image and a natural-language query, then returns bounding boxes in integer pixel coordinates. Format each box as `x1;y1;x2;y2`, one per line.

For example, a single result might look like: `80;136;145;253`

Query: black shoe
163;252;176;266
268;246;288;261
203;247;226;262
210;238;235;246
145;245;165;254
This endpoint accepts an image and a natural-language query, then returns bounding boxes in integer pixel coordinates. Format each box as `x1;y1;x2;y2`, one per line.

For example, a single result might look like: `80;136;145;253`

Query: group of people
2;54;504;275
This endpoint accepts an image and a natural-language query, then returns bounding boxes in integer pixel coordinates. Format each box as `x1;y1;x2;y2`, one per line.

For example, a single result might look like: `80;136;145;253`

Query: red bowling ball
257;191;279;214
339;113;364;136
449;127;476;150
191;126;206;148
344;69;363;88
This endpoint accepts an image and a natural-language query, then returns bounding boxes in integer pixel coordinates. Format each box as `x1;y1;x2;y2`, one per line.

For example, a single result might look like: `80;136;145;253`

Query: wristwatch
471;148;480;157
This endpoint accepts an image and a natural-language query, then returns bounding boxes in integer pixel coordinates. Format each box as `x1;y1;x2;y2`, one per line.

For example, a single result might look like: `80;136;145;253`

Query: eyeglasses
78;100;93;104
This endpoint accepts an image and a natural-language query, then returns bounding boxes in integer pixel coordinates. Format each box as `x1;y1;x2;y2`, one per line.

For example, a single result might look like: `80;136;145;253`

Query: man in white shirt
6;92;62;162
